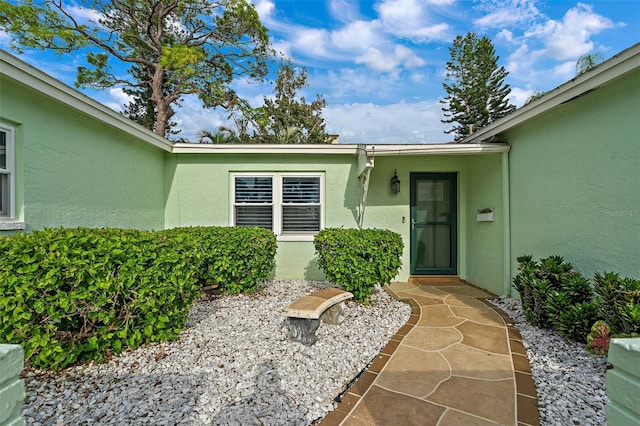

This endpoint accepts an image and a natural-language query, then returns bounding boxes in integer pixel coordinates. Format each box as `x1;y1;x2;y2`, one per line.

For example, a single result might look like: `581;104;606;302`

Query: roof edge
462;42;640;144
0;49;173;152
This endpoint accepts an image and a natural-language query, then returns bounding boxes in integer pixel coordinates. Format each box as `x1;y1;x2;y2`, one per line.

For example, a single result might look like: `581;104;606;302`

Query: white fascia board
171;143;361;155
462;42;640;144
364;143;510;156
0;50;173;152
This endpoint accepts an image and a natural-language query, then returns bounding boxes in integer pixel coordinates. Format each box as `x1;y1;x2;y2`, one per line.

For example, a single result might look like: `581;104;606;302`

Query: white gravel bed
491;298;610;426
21;280;411;425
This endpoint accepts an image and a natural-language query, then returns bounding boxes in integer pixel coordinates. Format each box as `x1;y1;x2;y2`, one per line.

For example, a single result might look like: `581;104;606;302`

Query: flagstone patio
320;278;540;426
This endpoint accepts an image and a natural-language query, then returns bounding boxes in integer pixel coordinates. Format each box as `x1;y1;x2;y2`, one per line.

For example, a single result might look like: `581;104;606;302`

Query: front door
410;173;457;275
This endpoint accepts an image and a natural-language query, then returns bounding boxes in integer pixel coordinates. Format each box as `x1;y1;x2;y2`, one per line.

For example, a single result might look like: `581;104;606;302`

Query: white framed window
0;124;15;220
232;173;323;241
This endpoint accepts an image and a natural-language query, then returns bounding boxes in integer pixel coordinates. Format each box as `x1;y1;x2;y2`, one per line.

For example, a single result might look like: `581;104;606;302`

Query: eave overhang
461;42;640;144
0;50;174;152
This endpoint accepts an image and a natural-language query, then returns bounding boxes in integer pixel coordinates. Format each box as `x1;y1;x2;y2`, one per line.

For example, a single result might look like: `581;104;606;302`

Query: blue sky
2;0;639;143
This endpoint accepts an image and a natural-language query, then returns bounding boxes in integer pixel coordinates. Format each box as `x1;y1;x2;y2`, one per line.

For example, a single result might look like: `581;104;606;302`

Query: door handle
411;218;416;230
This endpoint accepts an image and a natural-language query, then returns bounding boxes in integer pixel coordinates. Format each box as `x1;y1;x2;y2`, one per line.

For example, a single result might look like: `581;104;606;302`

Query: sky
2;0;639;143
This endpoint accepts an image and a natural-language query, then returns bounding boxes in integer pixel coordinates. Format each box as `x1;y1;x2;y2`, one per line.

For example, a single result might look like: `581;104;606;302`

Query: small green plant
314;228;403;302
586;321;611;355
593;272;640;335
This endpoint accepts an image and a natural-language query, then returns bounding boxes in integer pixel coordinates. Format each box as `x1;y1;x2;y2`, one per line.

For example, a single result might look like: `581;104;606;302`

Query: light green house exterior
1;43;638;299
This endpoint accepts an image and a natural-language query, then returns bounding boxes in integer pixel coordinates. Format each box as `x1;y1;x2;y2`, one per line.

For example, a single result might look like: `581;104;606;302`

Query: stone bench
282;288;353;346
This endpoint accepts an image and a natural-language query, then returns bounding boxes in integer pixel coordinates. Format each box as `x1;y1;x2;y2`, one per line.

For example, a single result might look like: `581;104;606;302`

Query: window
233;173;323;240
0;125;14;219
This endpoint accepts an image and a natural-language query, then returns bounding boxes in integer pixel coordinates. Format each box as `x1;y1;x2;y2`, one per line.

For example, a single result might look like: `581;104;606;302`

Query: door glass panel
415;225;451;269
416;179;450;223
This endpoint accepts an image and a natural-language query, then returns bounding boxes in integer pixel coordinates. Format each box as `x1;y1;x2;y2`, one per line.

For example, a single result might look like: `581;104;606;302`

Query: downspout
357;146;375;228
501;150;512;297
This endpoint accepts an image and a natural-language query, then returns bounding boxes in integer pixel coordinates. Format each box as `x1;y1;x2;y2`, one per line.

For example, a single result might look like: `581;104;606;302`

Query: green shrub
0;227;202;370
163;226;277;294
552;301;600;343
514;256;595;330
593;272;640;335
314;228;403;302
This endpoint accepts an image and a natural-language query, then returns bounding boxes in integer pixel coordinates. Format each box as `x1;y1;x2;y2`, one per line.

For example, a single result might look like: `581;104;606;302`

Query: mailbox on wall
476;208;495;222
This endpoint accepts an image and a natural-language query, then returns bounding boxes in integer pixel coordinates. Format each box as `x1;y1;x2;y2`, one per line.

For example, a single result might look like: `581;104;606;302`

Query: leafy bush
0;226;276;370
513;255;578;328
0;227;202;370
162;226;277;294
593;272;640;335
314;228;403;302
514;255;640;349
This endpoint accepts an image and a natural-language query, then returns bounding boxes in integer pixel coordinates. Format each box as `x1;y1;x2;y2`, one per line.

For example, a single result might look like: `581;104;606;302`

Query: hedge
314;228;403;302
0;226;277;369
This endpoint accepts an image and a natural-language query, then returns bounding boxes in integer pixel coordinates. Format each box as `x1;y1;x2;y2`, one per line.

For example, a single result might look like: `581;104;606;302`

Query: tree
254;62;328;144
203;61;329;144
576;52;604;76
441;32;515;141
0;0;274;138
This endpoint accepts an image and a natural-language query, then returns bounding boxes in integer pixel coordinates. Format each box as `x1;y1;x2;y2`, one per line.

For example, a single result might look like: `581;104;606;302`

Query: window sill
276;235;316;242
0;221;26;230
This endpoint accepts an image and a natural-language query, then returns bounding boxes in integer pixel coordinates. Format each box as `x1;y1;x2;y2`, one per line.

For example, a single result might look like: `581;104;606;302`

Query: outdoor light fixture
390;169;401;195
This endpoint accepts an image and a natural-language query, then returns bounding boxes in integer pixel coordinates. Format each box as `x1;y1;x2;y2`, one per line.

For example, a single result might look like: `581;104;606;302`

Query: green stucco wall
506;71;640;280
164;153;362;280
462;154;506;296
361;154;505;294
165;152;507;286
0;77;166;235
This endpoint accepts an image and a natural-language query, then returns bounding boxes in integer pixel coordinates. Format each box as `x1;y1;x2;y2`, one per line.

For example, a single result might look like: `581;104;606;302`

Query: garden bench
282;288;353;346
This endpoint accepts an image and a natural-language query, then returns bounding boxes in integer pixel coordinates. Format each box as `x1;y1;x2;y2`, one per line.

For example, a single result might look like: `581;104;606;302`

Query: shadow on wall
305;257;325;281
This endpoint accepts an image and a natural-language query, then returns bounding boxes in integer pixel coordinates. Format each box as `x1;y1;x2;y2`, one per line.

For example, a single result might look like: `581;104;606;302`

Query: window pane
282;206;320;233
0;131;6;170
0;173;8;217
235;177;272;203
283;177;320;204
235;206;273;230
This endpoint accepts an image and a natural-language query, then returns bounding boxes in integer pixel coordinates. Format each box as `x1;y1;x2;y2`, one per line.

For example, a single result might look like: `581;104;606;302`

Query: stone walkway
320;279;540;426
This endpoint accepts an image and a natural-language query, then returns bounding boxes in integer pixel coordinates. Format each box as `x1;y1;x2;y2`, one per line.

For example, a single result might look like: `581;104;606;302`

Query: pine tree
441;33;515;141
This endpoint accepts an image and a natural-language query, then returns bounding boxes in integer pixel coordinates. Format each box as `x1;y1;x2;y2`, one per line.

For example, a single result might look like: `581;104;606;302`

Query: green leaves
0;227;204;370
513;255;639;348
441;32;515;141
314;228;403;302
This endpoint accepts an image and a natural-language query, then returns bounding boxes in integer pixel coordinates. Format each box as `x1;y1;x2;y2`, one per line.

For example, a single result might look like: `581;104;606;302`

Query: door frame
410;172;458;275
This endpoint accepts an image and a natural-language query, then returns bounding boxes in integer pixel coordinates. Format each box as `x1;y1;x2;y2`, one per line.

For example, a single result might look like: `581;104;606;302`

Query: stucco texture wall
362;154;505;294
506;70;640;279
164;153;361;280
462;154;506;296
0;78;166;233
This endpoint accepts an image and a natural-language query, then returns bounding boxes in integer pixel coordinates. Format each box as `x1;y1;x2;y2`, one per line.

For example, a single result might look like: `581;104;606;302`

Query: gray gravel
21;280;411;425
491;298;610;426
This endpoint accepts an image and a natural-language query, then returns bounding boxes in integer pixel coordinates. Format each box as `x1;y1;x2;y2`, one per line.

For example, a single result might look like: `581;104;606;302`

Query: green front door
410;173;457;275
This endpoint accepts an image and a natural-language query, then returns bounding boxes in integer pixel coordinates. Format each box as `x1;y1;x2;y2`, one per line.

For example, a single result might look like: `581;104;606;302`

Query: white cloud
172;96;230;141
552;61;576;80
527;3;617;60
508;86;534;107
496;29;514;43
66;6;103;23
474;0;542;28
324;100;450;143
102;88;131;111
328;0;362;23
375;0;451;41
355;45;425;73
331;20;385;52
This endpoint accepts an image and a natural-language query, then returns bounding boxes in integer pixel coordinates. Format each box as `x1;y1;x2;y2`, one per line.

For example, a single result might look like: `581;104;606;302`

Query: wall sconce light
390;169;401;195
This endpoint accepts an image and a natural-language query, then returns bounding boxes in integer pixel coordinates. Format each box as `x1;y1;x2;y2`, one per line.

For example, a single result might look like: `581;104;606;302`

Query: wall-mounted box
477;208;495;222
